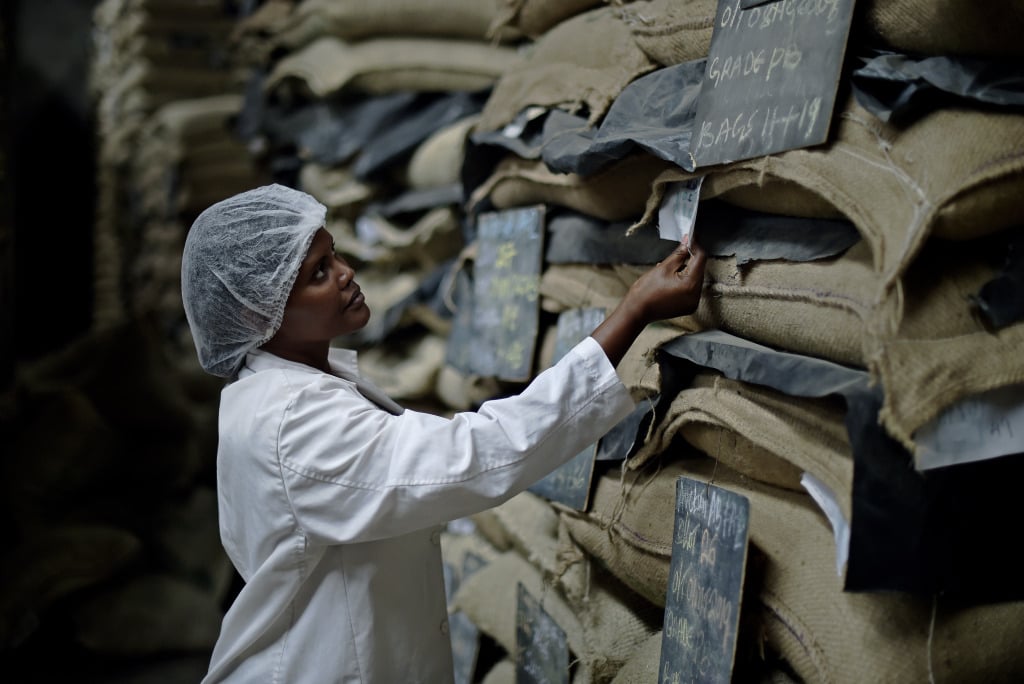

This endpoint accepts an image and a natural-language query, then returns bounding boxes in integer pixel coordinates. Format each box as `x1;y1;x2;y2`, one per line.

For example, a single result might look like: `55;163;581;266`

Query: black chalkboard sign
515;583;569;684
596;398;656;461
445;268;476;375
449;552;487;684
469;206;546;381
529;307;607;510
659;477;750;684
691;0;856;167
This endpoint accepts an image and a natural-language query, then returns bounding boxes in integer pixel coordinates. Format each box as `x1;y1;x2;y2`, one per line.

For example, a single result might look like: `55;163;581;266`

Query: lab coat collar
243;346;360;377
243;347;404;415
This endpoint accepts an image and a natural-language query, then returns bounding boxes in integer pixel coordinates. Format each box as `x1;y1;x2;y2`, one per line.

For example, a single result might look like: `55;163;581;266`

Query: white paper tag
801;472;849;577
914;384;1024;470
657;177;704;244
500;105;548;139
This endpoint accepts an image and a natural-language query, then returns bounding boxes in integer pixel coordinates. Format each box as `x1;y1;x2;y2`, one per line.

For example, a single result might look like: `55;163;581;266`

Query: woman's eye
313;261;328;280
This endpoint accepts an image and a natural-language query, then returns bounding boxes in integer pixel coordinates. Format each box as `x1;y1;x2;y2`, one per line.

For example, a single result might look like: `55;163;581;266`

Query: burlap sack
470;490;563;574
326;208;462;270
618;0;717;66
469;153;672;223
451;541;661;682
543;242;873;368
607;629;662;684
630;232;1024;450
283;0;521;43
609;629;802;684
451;551;593;683
117;61;237;100
299;164;375;216
266;36;523;98
476;6;658;132
406;115;479;190
635;95;1024;284
488;0;605;39
0;525;142;647
472;490;661;610
561;456;1024;683
113;8;236;43
629;373;853;511
434;364;504;412
538;264;699;400
877;320;1024;452
861;0;1024;59
692;238;1024;451
356;332;448;401
440;528;502;577
538;263;633;314
617;0;1024;65
631;93;1024;447
73;574;223;655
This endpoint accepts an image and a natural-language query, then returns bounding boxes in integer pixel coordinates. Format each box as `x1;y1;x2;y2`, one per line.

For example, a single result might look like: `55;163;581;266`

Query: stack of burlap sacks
67;0;1024;681
1;0;262;674
90;0;266;363
0;317;227;674
214;1;1024;683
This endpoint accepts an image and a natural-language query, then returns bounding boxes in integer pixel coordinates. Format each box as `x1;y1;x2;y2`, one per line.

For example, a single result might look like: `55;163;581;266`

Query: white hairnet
181;184;327;377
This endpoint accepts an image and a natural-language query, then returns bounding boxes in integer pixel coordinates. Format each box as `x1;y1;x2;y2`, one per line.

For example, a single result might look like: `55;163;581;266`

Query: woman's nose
336;264;355;288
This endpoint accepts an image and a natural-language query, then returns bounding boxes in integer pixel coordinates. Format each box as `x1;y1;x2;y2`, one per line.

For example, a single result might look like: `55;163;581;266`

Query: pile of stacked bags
90;0;1024;681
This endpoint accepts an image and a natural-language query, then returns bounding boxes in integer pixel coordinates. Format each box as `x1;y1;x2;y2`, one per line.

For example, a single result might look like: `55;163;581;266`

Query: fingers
661;240;692;272
662;238;705;273
677;241;707;288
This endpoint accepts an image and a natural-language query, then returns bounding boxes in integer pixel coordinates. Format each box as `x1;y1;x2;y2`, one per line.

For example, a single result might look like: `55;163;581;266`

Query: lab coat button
440;619;449;636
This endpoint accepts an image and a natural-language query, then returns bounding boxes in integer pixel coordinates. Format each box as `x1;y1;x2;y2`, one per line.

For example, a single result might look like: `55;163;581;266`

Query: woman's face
273;228;371;346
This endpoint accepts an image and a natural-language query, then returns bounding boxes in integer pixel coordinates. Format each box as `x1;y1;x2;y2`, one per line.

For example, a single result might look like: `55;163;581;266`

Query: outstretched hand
591;238;707;367
623;238;707;325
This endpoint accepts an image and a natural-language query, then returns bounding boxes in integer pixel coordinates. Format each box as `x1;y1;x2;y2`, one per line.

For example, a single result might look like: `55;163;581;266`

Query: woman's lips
345;288;364;310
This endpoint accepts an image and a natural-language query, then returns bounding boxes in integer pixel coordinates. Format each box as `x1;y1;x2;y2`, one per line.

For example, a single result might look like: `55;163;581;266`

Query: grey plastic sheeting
237;71;420;166
238;79;487;179
657;329;1024;602
851;50;1024;125
469;58;706;178
544;201;860;266
353;90;488;180
545;213;676;265
687;201;860;266
542;57;704;175
973;229;1024;330
366;183;464;219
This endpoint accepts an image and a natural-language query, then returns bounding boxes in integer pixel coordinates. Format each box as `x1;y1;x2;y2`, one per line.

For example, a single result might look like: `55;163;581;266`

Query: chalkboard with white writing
659;477;750;684
691;0;856;167
449;552;487;684
469;206;545;381
529;307;607;510
515;583;569;684
444;268;475;374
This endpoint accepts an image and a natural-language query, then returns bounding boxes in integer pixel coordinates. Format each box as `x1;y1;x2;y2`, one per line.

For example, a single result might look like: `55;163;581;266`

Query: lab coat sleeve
278;336;636;544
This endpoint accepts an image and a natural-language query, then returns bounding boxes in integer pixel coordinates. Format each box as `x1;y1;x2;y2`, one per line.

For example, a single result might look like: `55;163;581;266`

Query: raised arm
591;239;707;367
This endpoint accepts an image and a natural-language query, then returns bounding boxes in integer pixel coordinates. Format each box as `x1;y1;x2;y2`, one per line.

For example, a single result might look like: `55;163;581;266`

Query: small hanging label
657;178;704;244
659;477;750;684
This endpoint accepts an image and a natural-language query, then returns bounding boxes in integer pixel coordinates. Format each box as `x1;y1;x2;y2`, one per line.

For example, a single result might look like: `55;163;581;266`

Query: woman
181;183;706;683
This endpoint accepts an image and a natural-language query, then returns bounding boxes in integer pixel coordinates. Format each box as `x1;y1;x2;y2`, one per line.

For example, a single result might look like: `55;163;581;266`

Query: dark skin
262;227;707;372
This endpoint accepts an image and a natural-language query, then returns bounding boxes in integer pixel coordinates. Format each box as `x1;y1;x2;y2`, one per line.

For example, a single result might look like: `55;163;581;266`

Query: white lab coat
203;336;635;683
